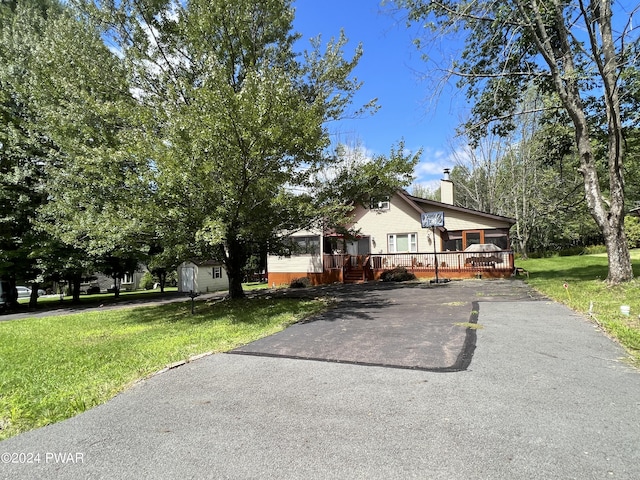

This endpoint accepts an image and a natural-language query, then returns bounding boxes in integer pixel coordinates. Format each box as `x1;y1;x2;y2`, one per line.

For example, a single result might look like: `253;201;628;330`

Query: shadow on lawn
118;297;321;326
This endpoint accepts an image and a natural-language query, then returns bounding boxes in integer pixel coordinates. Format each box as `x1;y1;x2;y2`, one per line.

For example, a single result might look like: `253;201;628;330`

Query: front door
358;237;371;255
346;240;358;256
346;237;371;256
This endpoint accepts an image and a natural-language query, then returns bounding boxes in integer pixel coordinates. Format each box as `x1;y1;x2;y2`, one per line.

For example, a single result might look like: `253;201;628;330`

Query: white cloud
413;147;450;181
412;143;475;184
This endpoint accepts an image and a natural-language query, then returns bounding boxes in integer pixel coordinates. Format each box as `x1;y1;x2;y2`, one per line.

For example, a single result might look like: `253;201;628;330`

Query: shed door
180;266;195;293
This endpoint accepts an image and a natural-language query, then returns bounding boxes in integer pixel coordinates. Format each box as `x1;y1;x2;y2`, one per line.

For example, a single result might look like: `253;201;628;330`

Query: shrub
558;246;585;257
625;215;640;248
379;267;417;282
289;277;311;288
139;272;155;290
583;244;607;255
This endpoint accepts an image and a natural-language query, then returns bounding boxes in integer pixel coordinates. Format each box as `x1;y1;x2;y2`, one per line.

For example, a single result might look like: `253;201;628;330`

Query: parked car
16;286;46;298
16;286;31;298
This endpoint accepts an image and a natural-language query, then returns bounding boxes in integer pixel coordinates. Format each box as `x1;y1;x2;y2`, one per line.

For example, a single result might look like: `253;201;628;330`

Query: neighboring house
268;170;516;286
79;268;148;294
177;260;228;294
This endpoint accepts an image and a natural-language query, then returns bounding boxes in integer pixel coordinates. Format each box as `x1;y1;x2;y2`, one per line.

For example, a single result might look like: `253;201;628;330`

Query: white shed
177;261;228;294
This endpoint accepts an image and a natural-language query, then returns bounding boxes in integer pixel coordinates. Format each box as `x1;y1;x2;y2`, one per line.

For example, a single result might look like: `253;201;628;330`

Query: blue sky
293;1;470;188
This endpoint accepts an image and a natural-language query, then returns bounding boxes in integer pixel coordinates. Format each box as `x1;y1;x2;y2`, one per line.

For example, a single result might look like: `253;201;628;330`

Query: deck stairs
344;267;366;284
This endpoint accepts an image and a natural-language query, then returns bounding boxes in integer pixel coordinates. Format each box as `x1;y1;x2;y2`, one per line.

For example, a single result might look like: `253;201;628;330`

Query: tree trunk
225;239;247;300
29;282;40;308
517;232;529;260
7;278;19;308
605;222;633;283
576;136;632;284
159;271;166;293
532;0;632;284
112;275;120;298
597;0;633;284
228;269;245;299
71;276;81;304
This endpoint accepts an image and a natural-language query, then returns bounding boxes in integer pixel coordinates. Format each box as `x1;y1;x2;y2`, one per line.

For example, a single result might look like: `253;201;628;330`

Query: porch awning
324;232;362;239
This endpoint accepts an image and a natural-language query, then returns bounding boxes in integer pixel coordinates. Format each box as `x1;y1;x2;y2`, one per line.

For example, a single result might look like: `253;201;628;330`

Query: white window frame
388;233;418;253
122;273;134;285
370;196;390;210
213;266;222;279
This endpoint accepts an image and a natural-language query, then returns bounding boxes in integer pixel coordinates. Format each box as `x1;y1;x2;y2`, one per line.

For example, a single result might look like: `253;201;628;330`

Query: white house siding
178;262;228;294
349;193;512;254
266;254;323;274
350;193;428;254
443;209;510;231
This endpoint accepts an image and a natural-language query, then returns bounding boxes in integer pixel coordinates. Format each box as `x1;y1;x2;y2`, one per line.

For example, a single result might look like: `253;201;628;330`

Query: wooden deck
324;251;515;283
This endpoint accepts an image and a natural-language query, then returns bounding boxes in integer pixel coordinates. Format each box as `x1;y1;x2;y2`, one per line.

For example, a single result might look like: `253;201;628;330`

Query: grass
0;294;327;441
17;283;270;308
517;249;640;365
17;287;181;306
454;322;484;330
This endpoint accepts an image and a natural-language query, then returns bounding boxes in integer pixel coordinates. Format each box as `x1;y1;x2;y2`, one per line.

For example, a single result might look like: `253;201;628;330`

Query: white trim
388;233;417;253
213;266;222;279
370;196;390;210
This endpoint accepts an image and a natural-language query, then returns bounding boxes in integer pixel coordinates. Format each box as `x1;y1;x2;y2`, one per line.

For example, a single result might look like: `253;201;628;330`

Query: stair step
344;268;365;283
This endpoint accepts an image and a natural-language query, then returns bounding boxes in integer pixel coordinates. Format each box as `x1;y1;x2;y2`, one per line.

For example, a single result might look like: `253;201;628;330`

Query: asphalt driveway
232;280;545;371
1;279;639;480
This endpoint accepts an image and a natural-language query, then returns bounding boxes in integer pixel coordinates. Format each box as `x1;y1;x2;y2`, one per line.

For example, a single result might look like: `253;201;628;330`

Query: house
78;268;148;294
267;170;516;285
177;260;228;294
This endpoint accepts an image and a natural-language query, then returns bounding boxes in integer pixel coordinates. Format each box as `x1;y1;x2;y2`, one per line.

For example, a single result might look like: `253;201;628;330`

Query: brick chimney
441;168;454;205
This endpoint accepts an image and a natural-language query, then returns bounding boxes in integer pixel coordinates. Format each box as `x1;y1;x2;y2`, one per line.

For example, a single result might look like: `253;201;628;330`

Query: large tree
79;0;379;298
449;90;597;257
393;0;637;284
21;0;158;303
0;0;65;306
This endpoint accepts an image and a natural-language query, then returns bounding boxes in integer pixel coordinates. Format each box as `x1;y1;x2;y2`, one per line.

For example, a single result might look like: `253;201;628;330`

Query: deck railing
323;251;514;272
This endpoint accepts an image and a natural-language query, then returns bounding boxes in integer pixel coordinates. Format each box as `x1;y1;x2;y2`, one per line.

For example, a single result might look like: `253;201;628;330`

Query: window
388;233;417;253
443;229;509;251
213;267;222;279
289;235;320;254
444;232;463;252
464;231;483;248
485;229;509;249
122;273;133;284
369;196;390;210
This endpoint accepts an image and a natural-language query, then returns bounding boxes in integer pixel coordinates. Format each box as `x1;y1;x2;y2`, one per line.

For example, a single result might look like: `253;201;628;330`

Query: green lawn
0;294;326;441
517;249;640;365
18;283;271;308
18;286;183;306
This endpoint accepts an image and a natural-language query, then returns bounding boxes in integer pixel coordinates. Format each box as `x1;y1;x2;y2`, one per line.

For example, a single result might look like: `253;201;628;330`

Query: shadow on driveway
231;279;544;372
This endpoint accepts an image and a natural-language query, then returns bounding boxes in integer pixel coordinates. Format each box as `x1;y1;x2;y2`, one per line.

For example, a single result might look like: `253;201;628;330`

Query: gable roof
398;190;516;226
